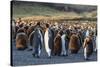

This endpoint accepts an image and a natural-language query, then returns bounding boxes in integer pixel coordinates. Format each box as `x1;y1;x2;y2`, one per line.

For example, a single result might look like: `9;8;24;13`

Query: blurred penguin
83;35;93;60
44;23;53;58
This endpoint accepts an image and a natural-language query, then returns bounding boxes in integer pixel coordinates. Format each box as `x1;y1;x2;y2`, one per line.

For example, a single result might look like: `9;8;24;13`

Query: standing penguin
83;35;93;60
61;33;66;56
27;25;36;50
69;33;80;54
44;23;53;58
61;33;69;56
54;31;62;56
85;29;90;38
12;19;16;39
16;28;28;50
30;22;43;58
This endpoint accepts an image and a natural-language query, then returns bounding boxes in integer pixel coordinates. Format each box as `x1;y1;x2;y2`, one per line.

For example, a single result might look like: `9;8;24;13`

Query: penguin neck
57;34;61;36
46;28;49;31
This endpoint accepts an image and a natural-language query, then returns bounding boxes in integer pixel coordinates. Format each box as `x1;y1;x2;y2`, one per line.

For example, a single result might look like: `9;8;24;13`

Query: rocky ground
11;40;97;66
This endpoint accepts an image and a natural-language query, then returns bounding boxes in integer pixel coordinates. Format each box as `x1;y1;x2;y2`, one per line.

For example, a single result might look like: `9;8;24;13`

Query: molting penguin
69;33;80;54
16;28;28;50
53;31;62;56
83;35;93;60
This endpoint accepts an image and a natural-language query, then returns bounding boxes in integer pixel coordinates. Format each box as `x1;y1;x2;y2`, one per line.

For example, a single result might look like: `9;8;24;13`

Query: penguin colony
12;18;97;60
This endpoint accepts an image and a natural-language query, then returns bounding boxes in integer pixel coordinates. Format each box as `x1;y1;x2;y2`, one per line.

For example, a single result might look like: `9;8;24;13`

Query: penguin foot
32;53;35;57
36;56;40;58
27;48;33;51
65;54;68;56
48;56;51;59
62;55;65;56
32;53;40;58
84;58;89;61
61;54;68;56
